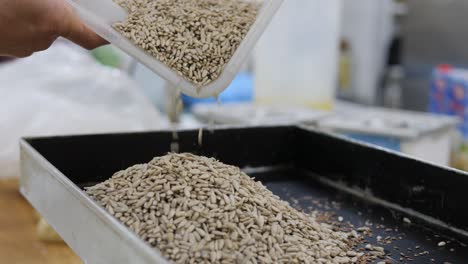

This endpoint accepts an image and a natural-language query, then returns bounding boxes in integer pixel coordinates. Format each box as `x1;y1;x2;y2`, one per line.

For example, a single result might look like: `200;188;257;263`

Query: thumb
61;7;108;50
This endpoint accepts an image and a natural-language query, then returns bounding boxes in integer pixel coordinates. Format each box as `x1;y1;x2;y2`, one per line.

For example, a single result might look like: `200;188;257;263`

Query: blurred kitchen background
131;0;468;171
7;0;468;169
5;0;468;173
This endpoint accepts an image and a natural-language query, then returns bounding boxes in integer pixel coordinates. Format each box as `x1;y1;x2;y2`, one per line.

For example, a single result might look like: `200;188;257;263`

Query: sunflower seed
113;0;260;89
86;153;367;263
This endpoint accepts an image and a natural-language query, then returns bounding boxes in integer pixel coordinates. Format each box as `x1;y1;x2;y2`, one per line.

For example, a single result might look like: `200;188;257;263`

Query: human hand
0;0;107;57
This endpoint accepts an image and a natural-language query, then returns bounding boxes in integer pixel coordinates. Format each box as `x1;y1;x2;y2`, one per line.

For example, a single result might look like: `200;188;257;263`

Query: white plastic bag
0;42;164;178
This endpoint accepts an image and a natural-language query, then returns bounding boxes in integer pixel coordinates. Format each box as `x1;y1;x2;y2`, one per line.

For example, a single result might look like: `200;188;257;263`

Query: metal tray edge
298;125;468;175
19;139;169;264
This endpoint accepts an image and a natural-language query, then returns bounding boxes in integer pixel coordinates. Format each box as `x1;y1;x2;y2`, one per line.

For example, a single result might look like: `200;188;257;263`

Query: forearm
0;0;106;57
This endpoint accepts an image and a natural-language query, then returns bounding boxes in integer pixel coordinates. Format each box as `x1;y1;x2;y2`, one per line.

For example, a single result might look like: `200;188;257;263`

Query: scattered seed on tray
86;153;368;263
113;0;260;88
438;241;447;247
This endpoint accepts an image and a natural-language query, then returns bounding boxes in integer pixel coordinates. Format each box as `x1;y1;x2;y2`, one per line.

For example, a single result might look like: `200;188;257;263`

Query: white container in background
254;0;342;110
318;102;459;166
191;102;330;126
65;0;283;98
340;0;395;104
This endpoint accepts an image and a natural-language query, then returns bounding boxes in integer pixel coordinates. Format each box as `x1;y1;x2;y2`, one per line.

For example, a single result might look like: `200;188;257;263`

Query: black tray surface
26;126;468;263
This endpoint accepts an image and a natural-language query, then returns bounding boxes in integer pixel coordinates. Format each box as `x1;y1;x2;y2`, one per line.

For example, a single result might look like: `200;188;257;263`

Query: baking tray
20;126;468;263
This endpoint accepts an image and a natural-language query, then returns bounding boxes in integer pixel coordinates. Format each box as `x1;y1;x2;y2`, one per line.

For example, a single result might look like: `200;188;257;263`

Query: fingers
61;7;108;50
12;50;34;58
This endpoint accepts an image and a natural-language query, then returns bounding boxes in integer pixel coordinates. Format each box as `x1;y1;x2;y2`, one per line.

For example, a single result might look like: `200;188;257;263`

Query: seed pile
86;153;364;263
113;0;260;88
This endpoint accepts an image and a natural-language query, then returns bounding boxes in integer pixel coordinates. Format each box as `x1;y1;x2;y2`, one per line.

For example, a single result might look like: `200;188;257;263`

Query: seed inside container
113;0;260;89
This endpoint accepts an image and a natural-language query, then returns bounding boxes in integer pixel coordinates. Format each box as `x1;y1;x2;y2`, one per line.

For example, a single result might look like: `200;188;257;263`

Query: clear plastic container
66;0;283;98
